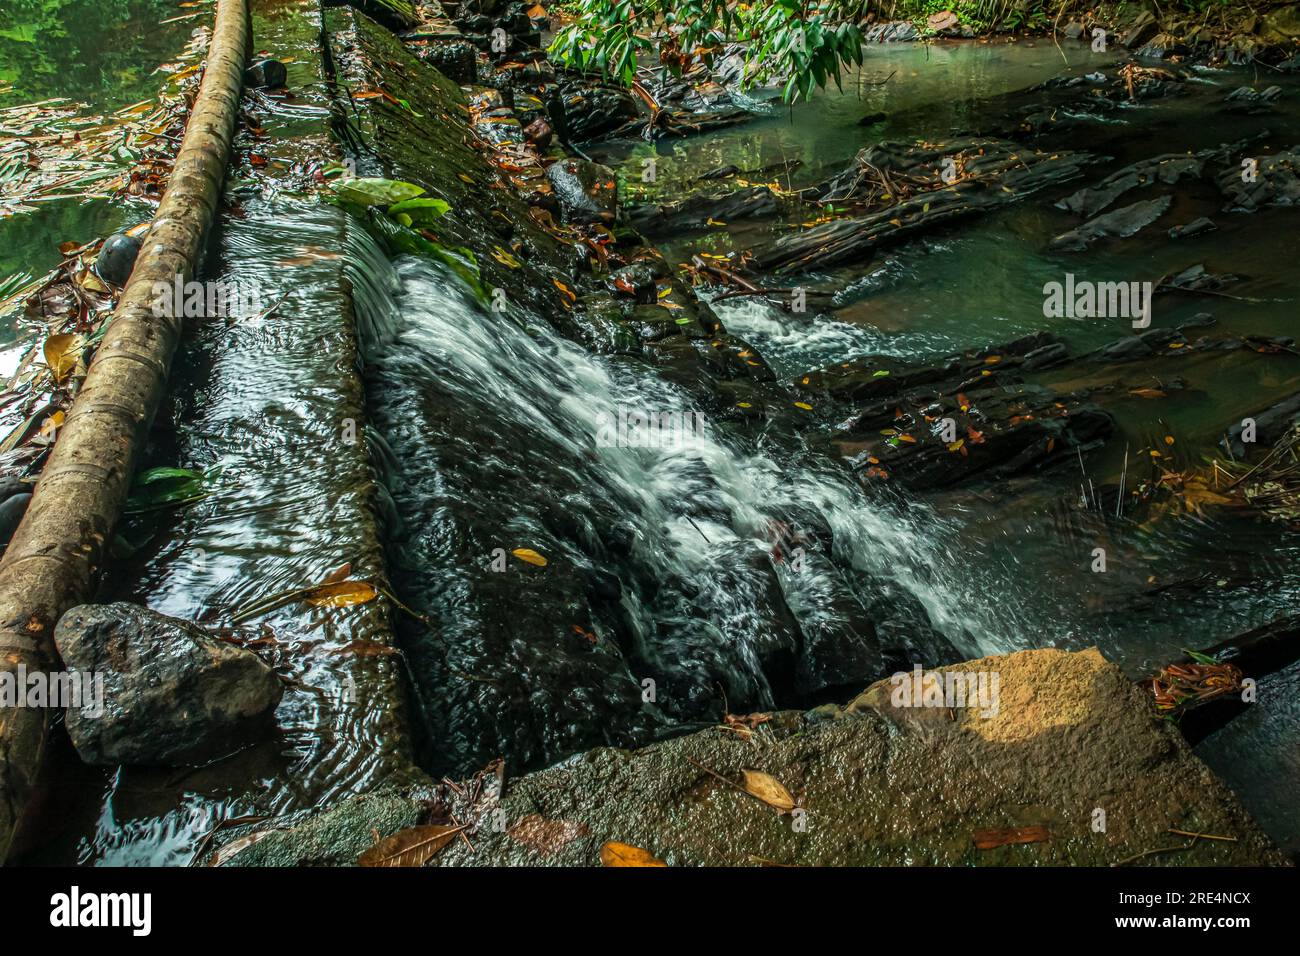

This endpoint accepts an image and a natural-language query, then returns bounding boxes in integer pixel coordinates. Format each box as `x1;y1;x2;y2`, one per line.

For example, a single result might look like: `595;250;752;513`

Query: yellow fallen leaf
305;580;379;608
793;402;813;411
512;547;548;567
600;841;666;867
741;770;796;812
43;333;82;384
492;246;521;268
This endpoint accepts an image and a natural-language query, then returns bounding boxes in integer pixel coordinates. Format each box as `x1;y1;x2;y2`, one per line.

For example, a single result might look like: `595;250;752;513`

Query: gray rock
546;158;618;224
53;603;283;766
244;59;287;90
1169;217;1217;239
862;21;920;43
93;231;142;287
418;41;478;84
0;491;30;548
1050;195;1173;251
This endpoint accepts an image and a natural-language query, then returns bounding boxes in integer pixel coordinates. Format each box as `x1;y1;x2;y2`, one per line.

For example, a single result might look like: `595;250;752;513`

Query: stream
2;3;1298;863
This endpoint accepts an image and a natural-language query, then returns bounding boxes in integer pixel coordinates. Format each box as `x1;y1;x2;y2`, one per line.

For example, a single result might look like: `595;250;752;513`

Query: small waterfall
345;231;1018;773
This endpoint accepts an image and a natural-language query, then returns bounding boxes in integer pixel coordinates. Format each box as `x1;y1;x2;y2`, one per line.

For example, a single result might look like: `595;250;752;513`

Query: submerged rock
1218;147;1300;211
53;603;283;766
1169;216;1217;239
753;138;1096;272
222;648;1286;867
244;58;288;90
1049;195;1173;251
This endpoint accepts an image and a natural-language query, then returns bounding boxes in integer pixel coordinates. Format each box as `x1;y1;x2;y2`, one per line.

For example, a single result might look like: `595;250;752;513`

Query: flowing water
4;5;1299;861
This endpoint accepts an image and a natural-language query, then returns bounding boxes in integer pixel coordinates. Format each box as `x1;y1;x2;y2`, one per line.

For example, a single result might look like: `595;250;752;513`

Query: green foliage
550;0;1249;98
550;0;870;103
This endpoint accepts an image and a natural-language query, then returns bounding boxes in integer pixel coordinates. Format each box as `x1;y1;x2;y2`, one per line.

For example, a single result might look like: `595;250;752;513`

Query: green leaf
387;197;451;224
330;177;426;207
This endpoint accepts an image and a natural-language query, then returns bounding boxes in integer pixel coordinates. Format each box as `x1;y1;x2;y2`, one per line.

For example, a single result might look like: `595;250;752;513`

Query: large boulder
53;603;283;766
220;648;1286;866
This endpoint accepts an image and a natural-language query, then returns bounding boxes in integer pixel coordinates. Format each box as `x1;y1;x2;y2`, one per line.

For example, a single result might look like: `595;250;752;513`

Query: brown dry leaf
43;333;82;383
740;769;796;812
1180;480;1235;516
511;547;547;567
318;561;352;587
507;814;590;856
305;580;378;608
973;825;1050;850
599;841;666;867
357;824;462;867
1129;387;1166;399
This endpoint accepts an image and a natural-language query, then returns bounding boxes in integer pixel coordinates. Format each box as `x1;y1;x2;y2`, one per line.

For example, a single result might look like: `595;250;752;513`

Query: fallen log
0;0;248;861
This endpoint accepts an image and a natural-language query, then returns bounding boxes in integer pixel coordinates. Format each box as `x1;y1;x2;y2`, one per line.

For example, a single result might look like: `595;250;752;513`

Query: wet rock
53;603;283;766
522;117;552;147
0;491;31;548
1092;327;1185;362
1049;195;1173;251
555;81;639;142
1120;10;1161;50
626;186;777;238
229;648;1287;867
1260;7;1300;45
607;258;667;302
794;334;1115;491
1056;152;1212;218
1224;85;1283;114
862;21;920;43
417;40;478;84
754;138;1096;273
1022;341;1069;370
244;58;288;90
324;0;417;31
1218;147;1300;212
1180;312;1216;330
926;11;959;34
93;231;142;286
1169;217;1216;239
1223;392;1300;459
1160;262;1242;293
546;158;618;224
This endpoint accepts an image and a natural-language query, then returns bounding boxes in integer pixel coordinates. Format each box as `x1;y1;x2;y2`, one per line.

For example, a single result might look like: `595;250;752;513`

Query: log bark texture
0;0;248;861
